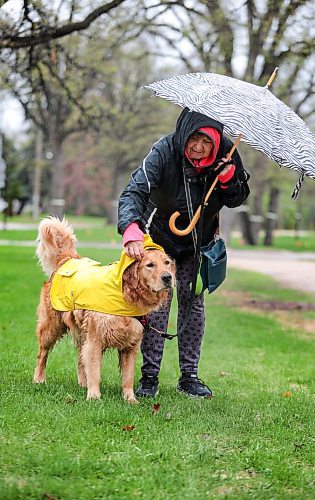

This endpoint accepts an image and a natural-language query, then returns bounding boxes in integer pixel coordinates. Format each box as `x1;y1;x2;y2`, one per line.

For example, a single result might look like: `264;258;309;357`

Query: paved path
228;248;315;294
1;238;315;294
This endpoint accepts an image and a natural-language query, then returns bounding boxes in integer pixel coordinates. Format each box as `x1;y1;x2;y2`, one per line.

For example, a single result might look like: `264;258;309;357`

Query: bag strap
215;212;220;236
182;163;198;252
148;157;234;340
159;168;212;340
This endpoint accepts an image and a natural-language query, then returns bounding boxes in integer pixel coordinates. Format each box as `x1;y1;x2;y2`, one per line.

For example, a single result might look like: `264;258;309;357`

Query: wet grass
0;246;314;499
0;227;118;244
230;233;315;253
1;215;315;253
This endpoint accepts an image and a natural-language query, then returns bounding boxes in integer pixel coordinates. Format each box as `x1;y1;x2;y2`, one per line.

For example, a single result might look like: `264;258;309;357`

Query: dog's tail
36;216;78;276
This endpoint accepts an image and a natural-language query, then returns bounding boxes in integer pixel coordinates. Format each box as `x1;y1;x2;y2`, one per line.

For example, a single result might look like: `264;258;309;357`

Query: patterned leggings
141;255;205;377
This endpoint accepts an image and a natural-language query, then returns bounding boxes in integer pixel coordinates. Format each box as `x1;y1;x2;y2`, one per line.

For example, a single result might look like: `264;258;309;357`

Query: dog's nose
161;272;172;285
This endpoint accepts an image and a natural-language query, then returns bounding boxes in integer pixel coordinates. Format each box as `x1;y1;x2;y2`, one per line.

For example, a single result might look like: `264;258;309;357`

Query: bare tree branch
0;0;126;49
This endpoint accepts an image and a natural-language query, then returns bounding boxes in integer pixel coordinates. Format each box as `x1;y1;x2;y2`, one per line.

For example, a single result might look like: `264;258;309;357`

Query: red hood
185;126;221;172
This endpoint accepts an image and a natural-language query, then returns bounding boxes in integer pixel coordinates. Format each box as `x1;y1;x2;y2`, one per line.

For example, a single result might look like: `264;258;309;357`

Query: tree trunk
250;156;266;244
294;203;303;239
220;206;237;244
32;129;43;220
239;153;267;245
107;166;128;226
264;187;280;246
49;138;65;219
238;203;256;245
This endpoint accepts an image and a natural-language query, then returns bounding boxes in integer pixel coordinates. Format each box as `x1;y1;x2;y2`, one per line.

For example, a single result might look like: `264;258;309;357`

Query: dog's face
123;249;176;307
137;249;176;293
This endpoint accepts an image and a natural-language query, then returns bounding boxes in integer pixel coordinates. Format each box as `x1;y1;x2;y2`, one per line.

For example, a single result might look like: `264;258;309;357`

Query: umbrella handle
169;133;243;236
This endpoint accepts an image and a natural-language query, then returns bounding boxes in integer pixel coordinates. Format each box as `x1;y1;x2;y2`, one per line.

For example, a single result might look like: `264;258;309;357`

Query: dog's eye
146;262;155;268
165;260;171;265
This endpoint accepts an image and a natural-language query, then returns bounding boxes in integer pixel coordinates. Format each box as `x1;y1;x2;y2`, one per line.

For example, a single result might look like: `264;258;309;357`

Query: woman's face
186;132;213;160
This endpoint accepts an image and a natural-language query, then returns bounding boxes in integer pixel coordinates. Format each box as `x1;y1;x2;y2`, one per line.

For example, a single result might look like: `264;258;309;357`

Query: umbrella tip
291;172;305;200
266;67;279;89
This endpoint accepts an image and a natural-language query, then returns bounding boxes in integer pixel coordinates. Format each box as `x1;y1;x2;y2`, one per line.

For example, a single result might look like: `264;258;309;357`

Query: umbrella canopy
144;72;315;198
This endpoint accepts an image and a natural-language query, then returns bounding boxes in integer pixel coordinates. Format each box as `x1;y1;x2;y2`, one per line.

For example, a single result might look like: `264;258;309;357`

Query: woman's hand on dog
124;241;145;260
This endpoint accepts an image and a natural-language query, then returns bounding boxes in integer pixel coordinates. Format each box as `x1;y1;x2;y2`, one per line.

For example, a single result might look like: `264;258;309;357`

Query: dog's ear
122;261;141;304
168;255;176;279
123;260;141;286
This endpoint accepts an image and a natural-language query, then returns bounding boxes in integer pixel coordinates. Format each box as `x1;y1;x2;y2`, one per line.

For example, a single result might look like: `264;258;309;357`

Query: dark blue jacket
118;108;250;260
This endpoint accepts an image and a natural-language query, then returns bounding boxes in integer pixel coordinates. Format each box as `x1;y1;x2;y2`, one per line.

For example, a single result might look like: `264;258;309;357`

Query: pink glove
218;164;236;188
123;222;144;246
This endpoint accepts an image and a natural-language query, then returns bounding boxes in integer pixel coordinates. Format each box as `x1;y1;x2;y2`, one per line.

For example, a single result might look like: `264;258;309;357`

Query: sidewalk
228;248;315;294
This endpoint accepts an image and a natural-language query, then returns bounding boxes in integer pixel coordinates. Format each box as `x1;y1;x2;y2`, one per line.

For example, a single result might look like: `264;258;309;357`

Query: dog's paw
33;376;46;384
86;390;101;400
123;393;139;404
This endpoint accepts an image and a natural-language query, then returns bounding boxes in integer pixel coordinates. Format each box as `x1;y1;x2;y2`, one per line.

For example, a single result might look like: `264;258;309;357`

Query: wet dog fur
34;217;175;402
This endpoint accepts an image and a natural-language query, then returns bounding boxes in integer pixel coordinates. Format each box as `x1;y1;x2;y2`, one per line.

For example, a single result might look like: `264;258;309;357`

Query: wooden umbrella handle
169;133;243;236
266;67;279;88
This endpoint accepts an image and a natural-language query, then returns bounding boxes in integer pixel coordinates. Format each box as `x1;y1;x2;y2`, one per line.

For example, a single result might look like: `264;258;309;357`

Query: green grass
1;219;315;253
0;246;314;499
230;233;315;253
0;227;119;243
2;214;106;225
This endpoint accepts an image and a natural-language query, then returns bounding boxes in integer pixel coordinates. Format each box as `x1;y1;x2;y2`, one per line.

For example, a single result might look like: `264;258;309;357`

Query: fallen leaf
152;403;160;414
282;391;293;397
219;371;230;377
122;425;135;431
165;412;172;420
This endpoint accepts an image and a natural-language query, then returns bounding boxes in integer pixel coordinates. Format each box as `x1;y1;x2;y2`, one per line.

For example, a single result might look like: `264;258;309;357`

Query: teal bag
182;164;227;296
195;237;227;294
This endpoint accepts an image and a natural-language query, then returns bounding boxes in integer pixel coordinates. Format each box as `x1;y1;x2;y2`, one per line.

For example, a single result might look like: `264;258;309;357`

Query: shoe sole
135;389;159;398
176;387;212;399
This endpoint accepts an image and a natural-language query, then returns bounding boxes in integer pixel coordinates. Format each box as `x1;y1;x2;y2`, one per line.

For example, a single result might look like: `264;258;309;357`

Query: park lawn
0;227;119;244
0;246;314;499
1;217;315;253
2;214;106;225
230;233;315;253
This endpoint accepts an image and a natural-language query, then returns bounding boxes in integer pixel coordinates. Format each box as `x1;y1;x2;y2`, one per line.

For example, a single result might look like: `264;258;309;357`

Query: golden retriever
34;217;175;402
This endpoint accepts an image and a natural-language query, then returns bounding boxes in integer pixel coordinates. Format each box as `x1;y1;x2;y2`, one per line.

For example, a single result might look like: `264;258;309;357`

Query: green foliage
62;33;179;217
2;135;33;215
0;245;314;498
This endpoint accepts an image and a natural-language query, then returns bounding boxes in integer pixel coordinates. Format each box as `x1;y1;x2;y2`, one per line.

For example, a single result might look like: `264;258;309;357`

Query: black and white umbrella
144;71;315;198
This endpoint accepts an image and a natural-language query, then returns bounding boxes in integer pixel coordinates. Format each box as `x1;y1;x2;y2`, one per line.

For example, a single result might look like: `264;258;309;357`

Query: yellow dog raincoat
50;235;164;316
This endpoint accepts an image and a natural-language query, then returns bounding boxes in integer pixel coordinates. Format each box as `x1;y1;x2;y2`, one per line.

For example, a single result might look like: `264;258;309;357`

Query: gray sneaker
177;373;212;398
135;374;159;398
